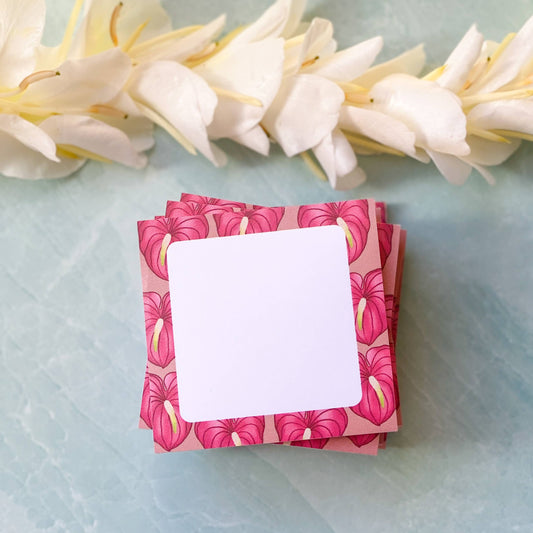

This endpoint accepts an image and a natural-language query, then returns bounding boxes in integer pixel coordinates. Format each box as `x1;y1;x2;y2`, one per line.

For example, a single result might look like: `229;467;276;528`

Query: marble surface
1;1;533;531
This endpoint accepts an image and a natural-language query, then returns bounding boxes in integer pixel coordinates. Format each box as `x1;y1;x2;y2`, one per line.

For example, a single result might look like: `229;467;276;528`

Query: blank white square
167;225;362;423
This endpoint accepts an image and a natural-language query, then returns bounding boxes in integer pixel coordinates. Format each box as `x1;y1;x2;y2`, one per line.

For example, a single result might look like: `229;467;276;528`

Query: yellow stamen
343;132;406;157
462;58;489;91
491;129;533;142
152;318;164;352
231;431;242;446
184;26;245;68
422;64;446;81
239;216;249;235
121;20;150;54
302;428;312;440
336;217;354;248
301;55;319;68
344;93;374;105
110;2;124;47
163;400;178;434
486;32;516;71
19;70;60;91
368;376;385;408
300;151;327;181
188;43;217;62
461;88;533;108
211;87;262;107
129;25;203;57
135;101;196;155
337;82;369;94
356;297;367;331
88;104;128;119
159;233;172;266
58;0;85;62
467;127;511;144
56;144;112;163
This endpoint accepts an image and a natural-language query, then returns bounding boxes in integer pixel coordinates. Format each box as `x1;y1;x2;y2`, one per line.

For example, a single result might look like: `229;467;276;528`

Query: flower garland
0;0;532;188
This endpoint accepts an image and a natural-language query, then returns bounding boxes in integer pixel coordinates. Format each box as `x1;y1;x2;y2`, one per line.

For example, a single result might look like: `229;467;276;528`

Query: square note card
168;226;362;422
138;197;402;454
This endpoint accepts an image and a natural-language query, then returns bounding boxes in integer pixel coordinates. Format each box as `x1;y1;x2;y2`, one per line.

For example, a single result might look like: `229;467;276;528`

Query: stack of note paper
138;194;406;455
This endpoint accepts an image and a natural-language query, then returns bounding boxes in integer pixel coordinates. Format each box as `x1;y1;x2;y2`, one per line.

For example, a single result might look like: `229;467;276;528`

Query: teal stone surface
1;1;533;531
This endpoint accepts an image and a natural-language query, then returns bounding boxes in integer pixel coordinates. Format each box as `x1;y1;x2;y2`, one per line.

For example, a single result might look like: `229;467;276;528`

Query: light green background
1;1;533;532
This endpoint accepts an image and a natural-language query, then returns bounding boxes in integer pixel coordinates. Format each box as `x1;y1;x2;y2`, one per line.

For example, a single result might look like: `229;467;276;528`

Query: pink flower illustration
150;372;192;451
290;438;329;449
144;292;174;368
138;216;209;280
378;223;393;263
195;417;265;448
274;409;348;443
297;201;370;263
348;433;378;448
351;270;388;346
351;346;396;426
140;368;152;428
214;207;285;236
167;195;247;217
385;294;395;338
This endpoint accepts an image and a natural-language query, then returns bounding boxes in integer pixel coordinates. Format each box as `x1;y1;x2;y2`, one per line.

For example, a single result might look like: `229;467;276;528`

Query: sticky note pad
167;226;362;422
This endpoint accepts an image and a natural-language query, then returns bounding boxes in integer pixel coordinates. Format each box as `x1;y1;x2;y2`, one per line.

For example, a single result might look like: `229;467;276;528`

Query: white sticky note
167;225;361;422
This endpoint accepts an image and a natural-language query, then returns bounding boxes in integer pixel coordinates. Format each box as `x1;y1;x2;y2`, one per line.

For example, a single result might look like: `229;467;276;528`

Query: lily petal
196;37;284;139
438;24;484;93
71;0;172;58
0;0;45;86
227;0;293;48
464;135;521;166
229;125;271;156
0;115;88;179
474;15;533;93
369;73;470;156
132;15;226;64
312;129;360;189
339;105;416;156
0;114;58;161
262;73;345;157
467;98;533;135
20;48;132;110
426;149;472;185
306;36;383;82
40;114;147;168
355;44;426;88
281;0;306;38
296;18;334;71
128;60;224;165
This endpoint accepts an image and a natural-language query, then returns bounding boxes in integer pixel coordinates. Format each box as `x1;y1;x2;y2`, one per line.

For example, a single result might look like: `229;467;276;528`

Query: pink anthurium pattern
351;269;388;346
138;216;209;280
144;292;174;368
385;294;395;337
167;195;248;217
348;433;378;448
214;207;285;236
297;201;370;263
378;223;393;263
351;346;396;426
140;368;152;428
150;372;192;451
274;409;348;443
290;438;328;449
195;417;265;448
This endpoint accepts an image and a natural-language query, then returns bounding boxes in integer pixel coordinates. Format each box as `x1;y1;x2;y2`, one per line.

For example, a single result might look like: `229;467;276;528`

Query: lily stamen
300;151;327;181
467;126;510;144
121;20;150;53
129;25;203;57
188;43;217;62
422;64;446;81
88;104;128;119
344;93;374;105
56;144;112;163
211;86;262;107
301;55;319;68
486;32;516;72
19;70;60;91
491;129;533;143
461;88;533;107
343;132;406;157
110;2;124;47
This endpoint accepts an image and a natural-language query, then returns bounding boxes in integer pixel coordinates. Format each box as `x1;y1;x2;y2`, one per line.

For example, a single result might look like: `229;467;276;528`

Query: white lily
262;17;384;188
